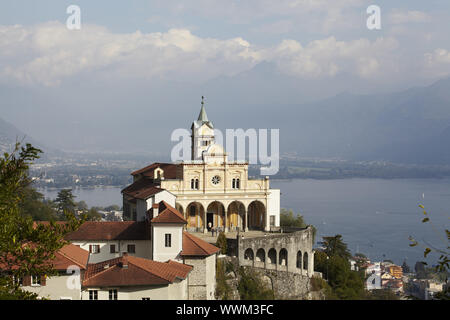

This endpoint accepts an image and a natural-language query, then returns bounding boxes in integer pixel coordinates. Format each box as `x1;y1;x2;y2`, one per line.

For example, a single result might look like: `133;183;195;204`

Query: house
66;200;220;300
81;254;192;300
12;243;90;300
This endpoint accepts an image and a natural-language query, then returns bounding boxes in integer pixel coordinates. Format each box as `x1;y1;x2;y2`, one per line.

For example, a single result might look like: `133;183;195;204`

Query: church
122;98;281;233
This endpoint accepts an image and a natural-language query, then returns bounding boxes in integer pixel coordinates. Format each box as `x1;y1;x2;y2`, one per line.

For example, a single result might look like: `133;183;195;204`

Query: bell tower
191;96;215;161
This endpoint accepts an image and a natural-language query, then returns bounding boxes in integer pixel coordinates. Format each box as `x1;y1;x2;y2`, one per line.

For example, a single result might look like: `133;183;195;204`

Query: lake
40;178;450;266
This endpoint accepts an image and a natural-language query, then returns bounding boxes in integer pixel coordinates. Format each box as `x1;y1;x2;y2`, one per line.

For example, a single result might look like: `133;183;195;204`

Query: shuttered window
89;290;98;300
109;289;118;300
165;234;171;247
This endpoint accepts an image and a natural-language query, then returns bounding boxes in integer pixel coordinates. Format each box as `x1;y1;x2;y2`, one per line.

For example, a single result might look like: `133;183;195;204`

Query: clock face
211;175;221;185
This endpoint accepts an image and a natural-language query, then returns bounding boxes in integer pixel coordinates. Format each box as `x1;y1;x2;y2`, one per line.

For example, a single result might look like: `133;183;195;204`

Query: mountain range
1;61;449;165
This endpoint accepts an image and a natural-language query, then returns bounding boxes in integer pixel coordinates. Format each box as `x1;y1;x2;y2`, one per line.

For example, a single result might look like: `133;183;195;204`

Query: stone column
308;251;314;277
224;207;228;233
202;204;207;234
244;207;248;232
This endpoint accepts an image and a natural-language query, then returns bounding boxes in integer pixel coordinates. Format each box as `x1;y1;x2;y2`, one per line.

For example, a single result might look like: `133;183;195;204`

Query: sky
0;1;450;154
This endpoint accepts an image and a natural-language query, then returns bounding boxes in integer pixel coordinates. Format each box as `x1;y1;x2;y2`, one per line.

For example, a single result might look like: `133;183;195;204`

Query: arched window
256;249;265;262
268;249;277;265
244;248;254;261
303;252;308;271
236;178;240;189
191;179;199;190
279;249;288;266
232;178;240;189
296;251;302;269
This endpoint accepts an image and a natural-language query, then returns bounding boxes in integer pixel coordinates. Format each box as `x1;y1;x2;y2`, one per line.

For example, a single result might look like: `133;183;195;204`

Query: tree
322;235;352;261
19;186;58;221
104;205;120;212
215;232;227;255
215;259;233;300
0;142;83;299
85;208;102;221
280;208;317;241
401;260;411;274
314;235;368;300
76;201;88;211
409;205;449;274
55;189;76;214
280;209;306;228
237;267;274;300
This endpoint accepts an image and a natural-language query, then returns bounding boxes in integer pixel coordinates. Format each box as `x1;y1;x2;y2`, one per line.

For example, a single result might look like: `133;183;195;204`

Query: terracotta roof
53;243;89;270
0;243;89;271
65;221;149;241
121;178;166;200
151;201;187;224
131;163;179;179
181;232;220;257
83;255;192;287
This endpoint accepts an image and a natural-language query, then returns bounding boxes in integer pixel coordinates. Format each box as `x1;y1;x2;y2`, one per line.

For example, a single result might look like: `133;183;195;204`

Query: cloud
269;36;399;78
424;48;450;78
1;21;444;87
389;10;431;25
0;22;262;86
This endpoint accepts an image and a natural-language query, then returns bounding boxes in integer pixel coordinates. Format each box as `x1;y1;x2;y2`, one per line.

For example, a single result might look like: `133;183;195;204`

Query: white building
122;99;281;232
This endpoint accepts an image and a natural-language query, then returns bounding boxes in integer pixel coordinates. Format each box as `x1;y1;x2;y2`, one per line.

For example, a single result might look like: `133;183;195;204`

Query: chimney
152;203;159;217
122;253;128;269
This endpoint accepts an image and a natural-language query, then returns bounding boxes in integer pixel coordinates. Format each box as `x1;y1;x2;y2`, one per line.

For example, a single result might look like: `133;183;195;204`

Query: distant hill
0;62;449;165
0;117;59;159
219;74;450;165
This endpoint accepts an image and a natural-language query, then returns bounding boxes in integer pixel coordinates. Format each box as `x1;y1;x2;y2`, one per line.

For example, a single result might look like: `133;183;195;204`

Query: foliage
85;208;102;221
0;142;83;299
401;260;411;274
314;235;367;300
237;267;274;300
215;231;227;255
280;209;306;228
322;234;352;261
76;201;88;211
280;208;317;241
18;186;58;221
54;189;76;214
215;259;233;300
409;205;449;274
104;205;120;212
365;289;400;300
309;275;335;299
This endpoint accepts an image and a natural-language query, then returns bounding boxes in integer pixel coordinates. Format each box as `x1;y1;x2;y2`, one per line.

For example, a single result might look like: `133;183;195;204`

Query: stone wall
237;226;315;276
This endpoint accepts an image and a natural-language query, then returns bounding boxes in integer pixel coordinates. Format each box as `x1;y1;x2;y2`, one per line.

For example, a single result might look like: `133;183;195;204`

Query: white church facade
122;99;281;233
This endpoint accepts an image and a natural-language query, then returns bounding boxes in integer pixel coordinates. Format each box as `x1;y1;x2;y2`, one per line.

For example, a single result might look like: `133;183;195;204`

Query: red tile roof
131;163;179;179
83;255;192;287
0;243;89;271
151;201;187;224
121;178;166;200
53;243;89;270
65;221;149;241
181;232;220;257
